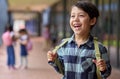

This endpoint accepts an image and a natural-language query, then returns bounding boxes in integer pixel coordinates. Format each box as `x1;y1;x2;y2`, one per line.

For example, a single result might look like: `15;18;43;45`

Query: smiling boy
47;1;111;79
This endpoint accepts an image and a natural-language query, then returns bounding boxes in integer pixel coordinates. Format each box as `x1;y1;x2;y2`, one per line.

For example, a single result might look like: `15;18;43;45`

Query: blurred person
42;7;51;27
18;29;29;69
42;26;51;50
51;32;57;47
41;7;51;50
47;1;111;79
50;24;58;47
2;24;16;70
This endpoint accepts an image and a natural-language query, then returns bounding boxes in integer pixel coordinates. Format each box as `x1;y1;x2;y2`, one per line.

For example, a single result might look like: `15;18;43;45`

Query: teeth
74;24;81;26
74;25;80;27
73;23;81;27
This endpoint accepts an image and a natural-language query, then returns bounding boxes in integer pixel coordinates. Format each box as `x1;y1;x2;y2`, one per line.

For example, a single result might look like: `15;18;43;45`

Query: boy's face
70;6;96;36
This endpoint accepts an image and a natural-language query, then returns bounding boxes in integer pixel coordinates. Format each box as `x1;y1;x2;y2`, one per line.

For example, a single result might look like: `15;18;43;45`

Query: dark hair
19;29;28;34
73;1;99;19
5;24;13;32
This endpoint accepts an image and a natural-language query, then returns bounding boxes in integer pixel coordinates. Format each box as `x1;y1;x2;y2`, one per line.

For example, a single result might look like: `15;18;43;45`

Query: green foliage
103;40;120;47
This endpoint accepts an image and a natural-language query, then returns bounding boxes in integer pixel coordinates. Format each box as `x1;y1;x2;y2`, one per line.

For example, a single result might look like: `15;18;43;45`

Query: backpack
2;31;12;46
48;37;102;79
26;40;33;51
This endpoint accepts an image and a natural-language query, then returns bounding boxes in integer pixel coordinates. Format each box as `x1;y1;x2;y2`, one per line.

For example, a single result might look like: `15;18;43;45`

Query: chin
74;32;81;35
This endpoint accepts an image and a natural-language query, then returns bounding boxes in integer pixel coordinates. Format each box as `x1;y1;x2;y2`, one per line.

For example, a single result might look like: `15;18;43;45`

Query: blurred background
0;0;120;79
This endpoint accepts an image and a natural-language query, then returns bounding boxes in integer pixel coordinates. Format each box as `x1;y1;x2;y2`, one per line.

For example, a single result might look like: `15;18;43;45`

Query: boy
47;1;111;79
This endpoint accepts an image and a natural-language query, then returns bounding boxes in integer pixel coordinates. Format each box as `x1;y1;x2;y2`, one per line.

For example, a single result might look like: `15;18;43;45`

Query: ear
90;17;97;26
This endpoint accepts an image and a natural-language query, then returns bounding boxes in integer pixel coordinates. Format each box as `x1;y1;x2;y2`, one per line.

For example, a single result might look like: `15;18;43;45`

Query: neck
75;33;90;46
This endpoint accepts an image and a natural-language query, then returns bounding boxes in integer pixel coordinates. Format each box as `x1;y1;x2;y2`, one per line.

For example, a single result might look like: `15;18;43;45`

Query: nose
74;16;79;21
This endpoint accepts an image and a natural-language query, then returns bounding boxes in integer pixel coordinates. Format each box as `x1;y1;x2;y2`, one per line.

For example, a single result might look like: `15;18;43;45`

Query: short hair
73;1;99;19
72;1;99;29
5;24;13;32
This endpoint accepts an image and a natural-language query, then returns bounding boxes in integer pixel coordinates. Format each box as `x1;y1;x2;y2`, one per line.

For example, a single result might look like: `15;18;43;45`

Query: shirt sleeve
48;47;64;74
99;44;112;78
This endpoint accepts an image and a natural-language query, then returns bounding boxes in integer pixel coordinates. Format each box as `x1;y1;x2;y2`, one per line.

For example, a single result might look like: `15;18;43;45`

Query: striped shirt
50;35;111;79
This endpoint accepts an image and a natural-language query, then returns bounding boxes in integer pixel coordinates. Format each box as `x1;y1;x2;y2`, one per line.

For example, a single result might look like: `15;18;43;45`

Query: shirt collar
67;34;75;43
68;34;94;48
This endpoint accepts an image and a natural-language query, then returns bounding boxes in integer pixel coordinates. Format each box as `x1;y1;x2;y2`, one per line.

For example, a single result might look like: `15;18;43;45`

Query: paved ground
0;37;119;79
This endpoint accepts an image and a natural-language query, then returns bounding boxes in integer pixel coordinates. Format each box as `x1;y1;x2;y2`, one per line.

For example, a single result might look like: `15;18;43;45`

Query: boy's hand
93;59;107;72
47;51;58;62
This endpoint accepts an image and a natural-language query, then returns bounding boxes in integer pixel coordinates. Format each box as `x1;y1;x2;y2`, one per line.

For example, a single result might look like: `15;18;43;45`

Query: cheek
82;19;90;26
69;19;72;26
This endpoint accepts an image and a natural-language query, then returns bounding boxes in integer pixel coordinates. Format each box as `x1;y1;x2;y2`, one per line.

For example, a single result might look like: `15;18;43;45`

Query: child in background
2;25;16;70
42;26;51;50
18;29;29;69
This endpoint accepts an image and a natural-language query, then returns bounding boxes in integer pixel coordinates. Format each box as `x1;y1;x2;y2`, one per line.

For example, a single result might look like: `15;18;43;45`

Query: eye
79;14;85;17
70;15;75;18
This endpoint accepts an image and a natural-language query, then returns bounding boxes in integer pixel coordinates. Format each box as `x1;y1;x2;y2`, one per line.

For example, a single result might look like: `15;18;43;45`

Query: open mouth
74;25;81;30
74;25;80;28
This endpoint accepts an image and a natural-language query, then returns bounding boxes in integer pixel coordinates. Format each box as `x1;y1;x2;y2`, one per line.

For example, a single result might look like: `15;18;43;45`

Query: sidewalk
0;37;119;79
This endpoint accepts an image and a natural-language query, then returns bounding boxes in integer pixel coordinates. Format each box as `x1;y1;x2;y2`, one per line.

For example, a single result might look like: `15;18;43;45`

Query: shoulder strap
94;37;102;79
94;37;101;60
52;38;70;53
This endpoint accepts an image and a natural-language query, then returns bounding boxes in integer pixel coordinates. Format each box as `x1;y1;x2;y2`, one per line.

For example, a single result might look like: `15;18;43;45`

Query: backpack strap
49;38;70;75
52;38;70;53
94;37;102;79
